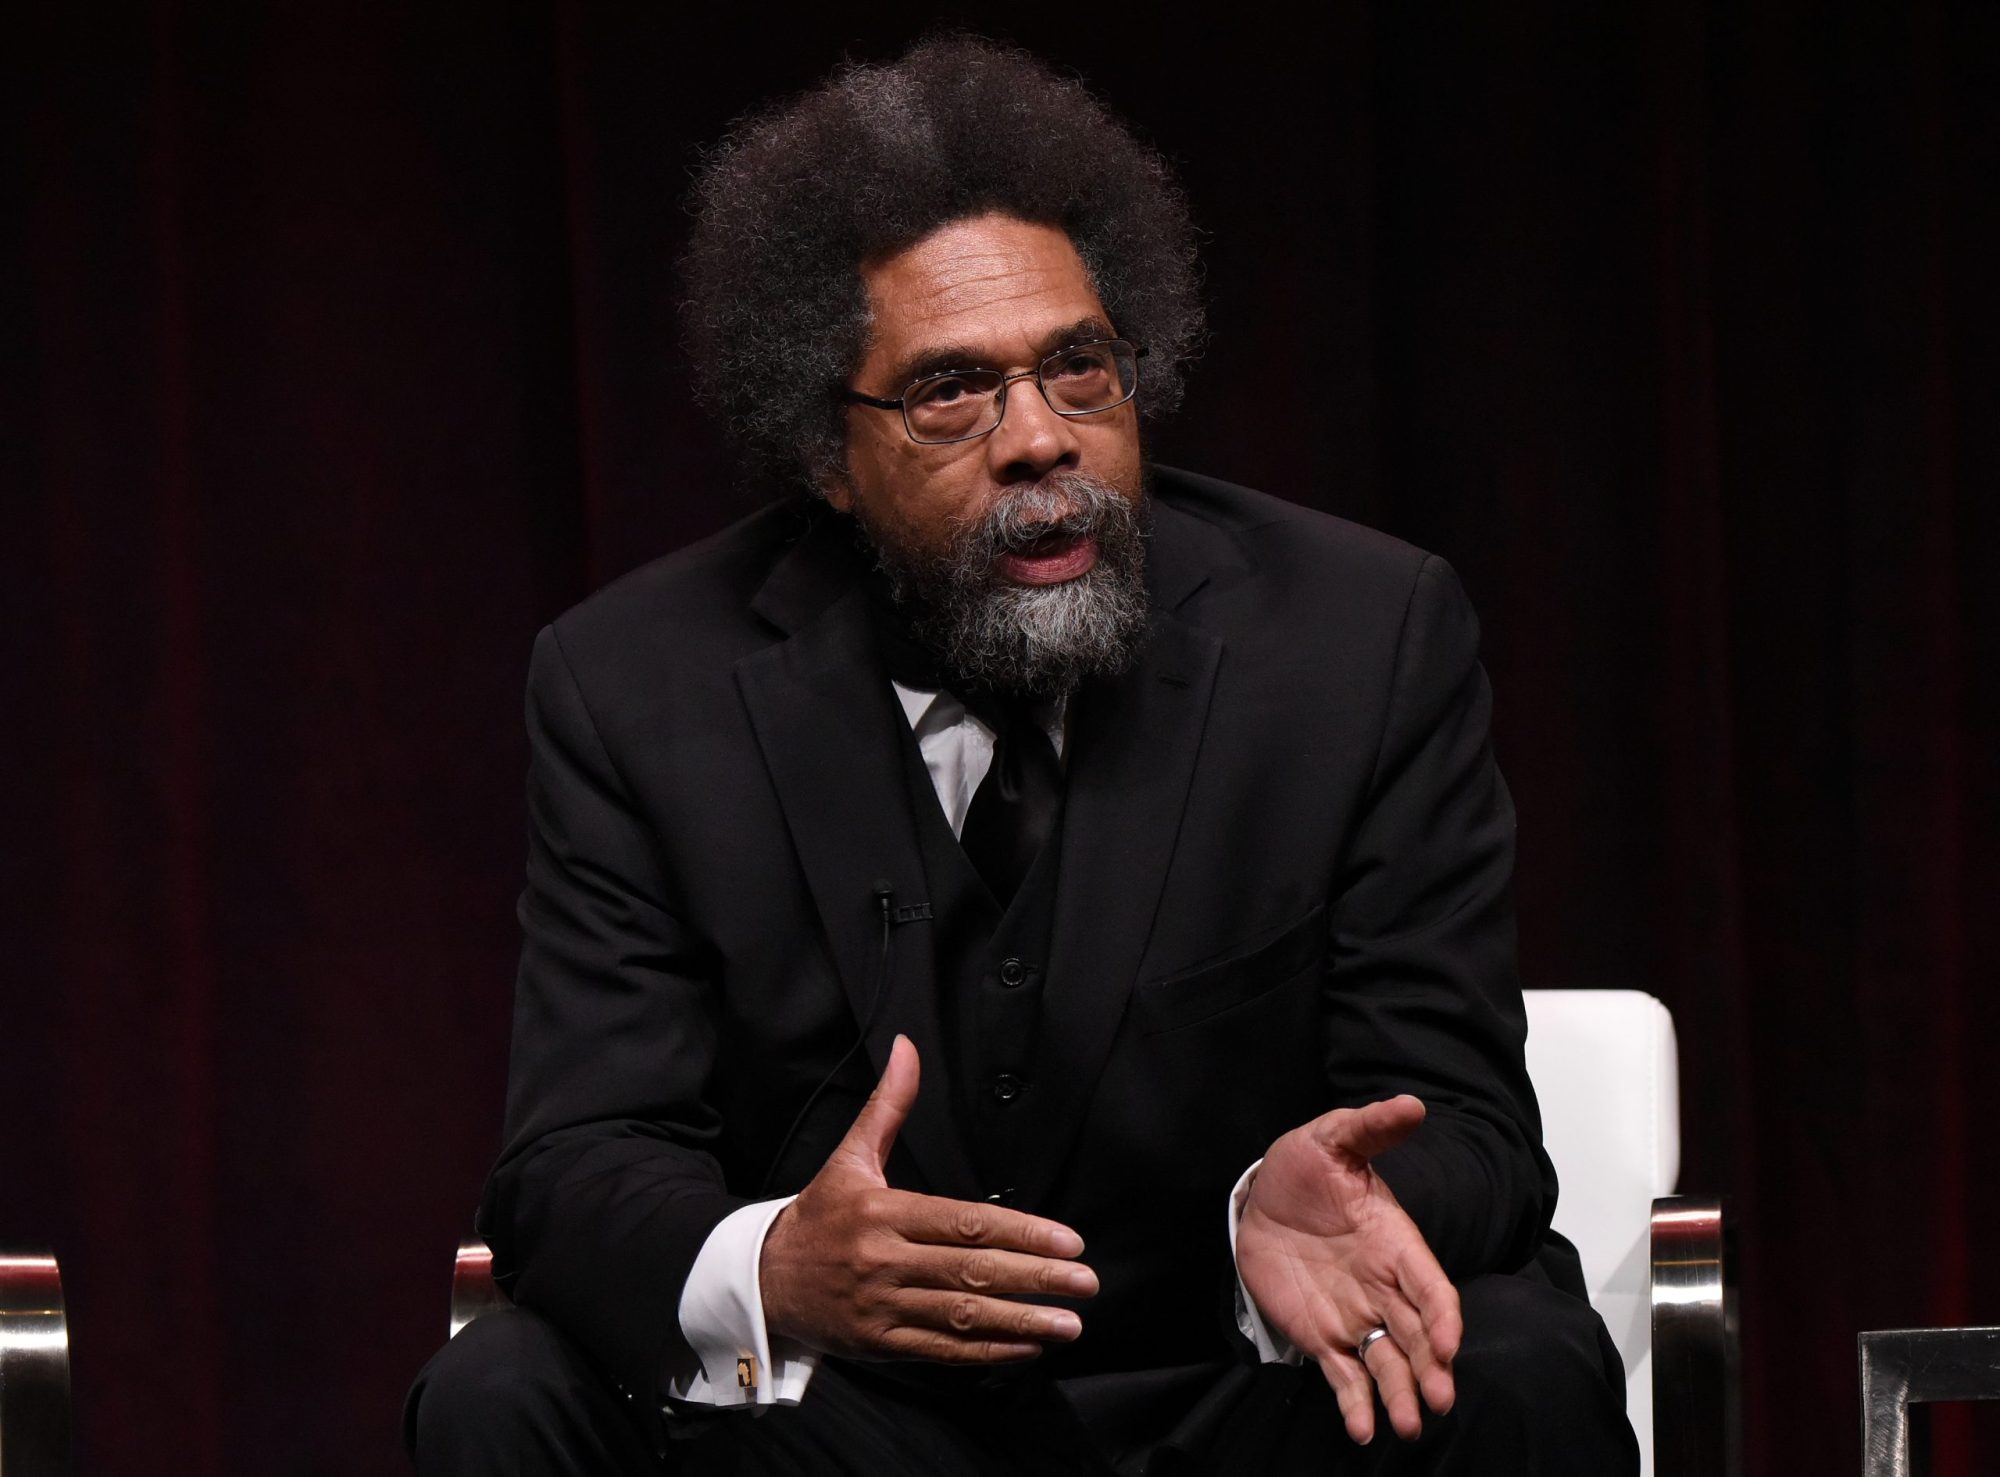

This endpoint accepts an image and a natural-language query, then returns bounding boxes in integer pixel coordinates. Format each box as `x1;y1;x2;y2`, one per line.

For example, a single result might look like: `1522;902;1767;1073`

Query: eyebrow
888;316;1118;389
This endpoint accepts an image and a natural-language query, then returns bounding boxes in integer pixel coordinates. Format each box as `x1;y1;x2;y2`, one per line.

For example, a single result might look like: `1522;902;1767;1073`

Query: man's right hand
759;1034;1098;1363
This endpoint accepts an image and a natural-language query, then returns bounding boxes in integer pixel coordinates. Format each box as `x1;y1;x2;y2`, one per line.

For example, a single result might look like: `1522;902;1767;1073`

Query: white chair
1523;989;1738;1477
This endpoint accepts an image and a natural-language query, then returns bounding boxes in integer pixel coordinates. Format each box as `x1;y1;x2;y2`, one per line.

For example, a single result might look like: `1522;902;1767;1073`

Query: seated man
406;36;1638;1477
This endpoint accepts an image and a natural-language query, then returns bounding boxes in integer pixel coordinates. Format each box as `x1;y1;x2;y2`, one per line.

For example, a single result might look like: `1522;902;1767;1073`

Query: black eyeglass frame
840;338;1148;446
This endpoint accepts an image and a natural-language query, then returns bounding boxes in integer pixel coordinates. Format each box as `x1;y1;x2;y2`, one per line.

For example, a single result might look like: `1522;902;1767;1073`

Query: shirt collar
891;680;956;733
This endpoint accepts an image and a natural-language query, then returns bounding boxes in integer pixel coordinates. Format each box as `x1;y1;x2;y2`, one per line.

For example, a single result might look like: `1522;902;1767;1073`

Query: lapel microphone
756;879;918;1197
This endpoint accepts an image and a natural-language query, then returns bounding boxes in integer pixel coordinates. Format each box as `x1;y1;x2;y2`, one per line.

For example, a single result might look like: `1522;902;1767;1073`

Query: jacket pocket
1132;903;1327;1036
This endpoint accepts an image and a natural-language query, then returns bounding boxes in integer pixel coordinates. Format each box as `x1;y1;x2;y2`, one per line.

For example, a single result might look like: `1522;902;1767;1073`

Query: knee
1445;1275;1636;1464
1457;1274;1622;1394
404;1308;597;1460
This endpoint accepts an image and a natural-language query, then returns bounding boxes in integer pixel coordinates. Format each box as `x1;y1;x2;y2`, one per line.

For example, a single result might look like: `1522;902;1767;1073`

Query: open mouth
994;530;1100;586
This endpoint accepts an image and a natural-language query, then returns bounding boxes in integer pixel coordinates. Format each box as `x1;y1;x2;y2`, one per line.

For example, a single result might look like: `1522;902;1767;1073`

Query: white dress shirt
667;682;1291;1408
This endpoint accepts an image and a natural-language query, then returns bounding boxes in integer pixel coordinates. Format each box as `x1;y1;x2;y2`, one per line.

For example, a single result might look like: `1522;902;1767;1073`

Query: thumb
1316;1093;1427;1161
833;1034;919;1182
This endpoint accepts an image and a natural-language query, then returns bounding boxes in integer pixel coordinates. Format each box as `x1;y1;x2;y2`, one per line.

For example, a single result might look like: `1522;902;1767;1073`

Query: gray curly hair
680;35;1205;495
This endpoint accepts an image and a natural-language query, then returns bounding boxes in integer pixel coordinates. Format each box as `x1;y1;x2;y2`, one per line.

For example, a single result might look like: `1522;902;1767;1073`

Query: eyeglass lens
901;341;1138;444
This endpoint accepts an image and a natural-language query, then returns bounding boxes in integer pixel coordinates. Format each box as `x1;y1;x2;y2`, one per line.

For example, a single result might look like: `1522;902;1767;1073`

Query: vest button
999;958;1027;987
991;1073;1026;1103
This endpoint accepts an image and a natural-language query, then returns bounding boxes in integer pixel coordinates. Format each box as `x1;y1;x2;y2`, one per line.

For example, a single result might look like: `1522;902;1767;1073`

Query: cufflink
735;1355;759;1390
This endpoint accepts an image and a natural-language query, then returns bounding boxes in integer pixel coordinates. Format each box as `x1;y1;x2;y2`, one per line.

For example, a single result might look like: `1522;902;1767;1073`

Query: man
407;36;1637;1476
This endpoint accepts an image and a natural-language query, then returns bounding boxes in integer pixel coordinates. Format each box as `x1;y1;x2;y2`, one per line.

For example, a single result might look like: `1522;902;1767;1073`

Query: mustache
861;466;1152;698
963;473;1128;556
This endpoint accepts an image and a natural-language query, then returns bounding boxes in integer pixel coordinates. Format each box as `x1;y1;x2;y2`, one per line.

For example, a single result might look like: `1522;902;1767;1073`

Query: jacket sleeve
1321;555;1555;1279
477;623;749;1400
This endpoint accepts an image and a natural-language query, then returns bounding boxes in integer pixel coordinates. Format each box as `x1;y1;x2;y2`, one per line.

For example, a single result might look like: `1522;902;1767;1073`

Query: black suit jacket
479;466;1557;1405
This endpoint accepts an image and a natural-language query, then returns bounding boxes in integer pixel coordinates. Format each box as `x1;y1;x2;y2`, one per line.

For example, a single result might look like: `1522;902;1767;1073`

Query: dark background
5;2;1996;1472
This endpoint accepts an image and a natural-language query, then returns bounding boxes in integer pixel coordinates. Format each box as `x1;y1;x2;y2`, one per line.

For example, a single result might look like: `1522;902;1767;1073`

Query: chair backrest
1522;989;1679;1477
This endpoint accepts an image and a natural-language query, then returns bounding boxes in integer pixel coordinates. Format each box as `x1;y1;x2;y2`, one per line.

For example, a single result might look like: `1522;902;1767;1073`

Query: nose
985;370;1082;484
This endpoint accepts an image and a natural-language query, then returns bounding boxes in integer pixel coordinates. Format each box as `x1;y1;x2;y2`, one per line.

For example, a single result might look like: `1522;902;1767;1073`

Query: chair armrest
1650;1196;1740;1477
449;1237;512;1339
1;1247;72;1474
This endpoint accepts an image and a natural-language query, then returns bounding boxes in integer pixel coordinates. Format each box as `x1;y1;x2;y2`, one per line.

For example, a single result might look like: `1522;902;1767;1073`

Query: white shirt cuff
667;1196;820;1407
1228;1158;1303;1365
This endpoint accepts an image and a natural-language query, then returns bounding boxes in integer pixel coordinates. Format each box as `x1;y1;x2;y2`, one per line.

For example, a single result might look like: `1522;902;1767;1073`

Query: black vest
896;713;1063;1206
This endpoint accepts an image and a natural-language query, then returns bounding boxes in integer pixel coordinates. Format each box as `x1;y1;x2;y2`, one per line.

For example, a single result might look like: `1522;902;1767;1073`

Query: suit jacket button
992;1072;1026;1103
999;958;1027;987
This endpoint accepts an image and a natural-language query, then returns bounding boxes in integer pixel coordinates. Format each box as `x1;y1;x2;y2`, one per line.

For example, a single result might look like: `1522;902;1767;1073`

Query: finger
1314;1094;1427;1160
1396;1249;1462;1412
873;1326;1044;1365
893;1289;1084;1346
892;1191;1086;1258
900;1242;1100;1299
833;1035;920;1179
1360;1334;1424;1441
1317;1350;1377;1446
1379;1292;1454;1417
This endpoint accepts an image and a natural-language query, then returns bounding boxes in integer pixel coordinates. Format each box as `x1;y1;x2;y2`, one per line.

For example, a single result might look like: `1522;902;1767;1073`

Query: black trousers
405;1275;1638;1476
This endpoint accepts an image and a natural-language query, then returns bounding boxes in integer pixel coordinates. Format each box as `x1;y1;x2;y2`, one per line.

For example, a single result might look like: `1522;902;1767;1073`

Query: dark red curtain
6;4;1996;1472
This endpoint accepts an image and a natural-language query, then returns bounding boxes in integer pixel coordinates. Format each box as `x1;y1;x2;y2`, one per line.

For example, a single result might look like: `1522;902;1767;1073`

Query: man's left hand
1235;1095;1462;1445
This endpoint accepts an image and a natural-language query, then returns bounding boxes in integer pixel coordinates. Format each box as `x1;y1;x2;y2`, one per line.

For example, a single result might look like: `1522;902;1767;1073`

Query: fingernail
1067;1267;1099;1295
1050;1227;1084;1256
1043;1311;1082;1338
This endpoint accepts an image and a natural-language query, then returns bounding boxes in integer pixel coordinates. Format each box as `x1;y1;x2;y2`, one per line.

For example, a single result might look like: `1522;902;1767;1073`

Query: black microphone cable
757;880;899;1198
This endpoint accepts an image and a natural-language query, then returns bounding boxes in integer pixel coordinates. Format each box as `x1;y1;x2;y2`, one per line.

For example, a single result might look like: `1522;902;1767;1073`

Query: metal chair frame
1859;1325;2000;1477
0;1247;72;1476
1651;1198;1739;1477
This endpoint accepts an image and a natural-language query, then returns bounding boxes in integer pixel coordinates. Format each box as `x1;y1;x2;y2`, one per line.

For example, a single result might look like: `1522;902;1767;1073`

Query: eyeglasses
841;338;1146;446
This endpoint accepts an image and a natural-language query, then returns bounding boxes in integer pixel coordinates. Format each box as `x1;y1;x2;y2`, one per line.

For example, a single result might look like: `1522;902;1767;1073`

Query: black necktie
957;694;1064;906
869;593;1064;905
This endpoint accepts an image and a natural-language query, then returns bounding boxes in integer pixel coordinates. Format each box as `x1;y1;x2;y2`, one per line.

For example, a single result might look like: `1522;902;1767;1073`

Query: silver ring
1355;1326;1392;1361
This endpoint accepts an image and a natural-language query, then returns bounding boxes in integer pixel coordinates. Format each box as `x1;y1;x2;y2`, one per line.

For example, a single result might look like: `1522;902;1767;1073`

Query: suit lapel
734;519;983;1201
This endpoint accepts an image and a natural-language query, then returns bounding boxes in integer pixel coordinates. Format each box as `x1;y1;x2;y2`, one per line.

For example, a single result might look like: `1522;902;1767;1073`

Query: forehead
859;214;1108;373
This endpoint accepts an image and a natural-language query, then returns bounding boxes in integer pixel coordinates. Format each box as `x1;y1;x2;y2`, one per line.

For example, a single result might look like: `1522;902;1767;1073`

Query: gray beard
859;471;1152;699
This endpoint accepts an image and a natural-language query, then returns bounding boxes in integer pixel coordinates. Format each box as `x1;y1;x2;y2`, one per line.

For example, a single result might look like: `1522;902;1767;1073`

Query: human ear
815;470;854;512
813;448;856;512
